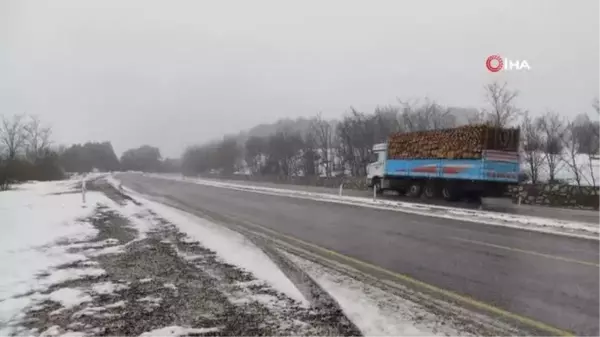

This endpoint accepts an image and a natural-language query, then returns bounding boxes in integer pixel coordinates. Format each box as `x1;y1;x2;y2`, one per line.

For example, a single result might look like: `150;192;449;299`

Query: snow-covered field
0;180;108;335
2;175;489;336
147;173;599;240
1;178;311;335
522;152;599;186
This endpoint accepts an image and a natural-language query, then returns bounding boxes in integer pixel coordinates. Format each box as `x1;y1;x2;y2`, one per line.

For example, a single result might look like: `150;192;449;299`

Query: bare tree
310;112;334;176
520;112;545;183
562;119;584;187
301;131;319;176
588;98;600;189
23;115;52;163
1;114;26;160
466;110;486;125
536;111;566;183
398;98;455;131
264;129;304;177
245;136;266;175
335;109;373;176
372;105;401;139
216;137;241;174
482;81;522;127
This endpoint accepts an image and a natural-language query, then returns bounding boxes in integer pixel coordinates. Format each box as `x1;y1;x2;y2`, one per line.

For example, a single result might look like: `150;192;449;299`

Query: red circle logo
486;55;503;72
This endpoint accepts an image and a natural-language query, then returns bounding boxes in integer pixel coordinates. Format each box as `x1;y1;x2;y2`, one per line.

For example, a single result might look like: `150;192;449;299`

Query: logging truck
366;125;522;201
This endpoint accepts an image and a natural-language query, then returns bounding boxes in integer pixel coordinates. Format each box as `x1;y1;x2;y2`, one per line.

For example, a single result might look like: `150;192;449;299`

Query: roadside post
339;182;344;196
373;184;376;201
82;176;87;205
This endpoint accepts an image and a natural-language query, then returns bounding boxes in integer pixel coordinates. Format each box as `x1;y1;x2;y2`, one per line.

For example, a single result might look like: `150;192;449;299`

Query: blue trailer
366;126;521;201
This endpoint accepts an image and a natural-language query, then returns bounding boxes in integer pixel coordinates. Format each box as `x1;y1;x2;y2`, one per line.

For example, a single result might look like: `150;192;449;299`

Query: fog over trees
2;82;598;189
180;81;599;186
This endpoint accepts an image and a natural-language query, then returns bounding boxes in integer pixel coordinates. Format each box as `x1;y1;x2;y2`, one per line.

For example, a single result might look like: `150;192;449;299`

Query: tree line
182;81;600;187
0;114;179;190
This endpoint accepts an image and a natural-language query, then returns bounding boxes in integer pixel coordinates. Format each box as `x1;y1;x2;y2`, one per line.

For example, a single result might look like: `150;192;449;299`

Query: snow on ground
0;180;110;333
284;252;465;336
138;326;221;336
108;173;310;306
0;176;172;335
90;282;128;295
147;173;599;239
523;152;600;186
2;175;320;335
117;188;308;306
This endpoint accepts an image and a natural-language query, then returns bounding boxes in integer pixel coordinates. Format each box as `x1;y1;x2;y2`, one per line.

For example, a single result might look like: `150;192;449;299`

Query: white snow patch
91;282;128;295
71;306;105;319
163;283;177;291
40;325;61;337
115;205;155;238
285;253;464;336
40;268;106;288
70;301;124;320
39;325;86;337
0;180;114;334
104;300;126;309
64;238;120;251
136;295;162;306
139;325;220;336
59;332;86;337
85;244;125;257
48;288;92;309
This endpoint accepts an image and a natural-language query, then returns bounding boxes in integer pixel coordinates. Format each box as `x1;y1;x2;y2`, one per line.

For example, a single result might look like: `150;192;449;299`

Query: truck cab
366;143;387;189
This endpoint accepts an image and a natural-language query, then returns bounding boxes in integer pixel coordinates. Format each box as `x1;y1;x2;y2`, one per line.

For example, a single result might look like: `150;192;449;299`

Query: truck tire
465;191;482;204
422;182;439;199
406;182;422;198
441;185;460;201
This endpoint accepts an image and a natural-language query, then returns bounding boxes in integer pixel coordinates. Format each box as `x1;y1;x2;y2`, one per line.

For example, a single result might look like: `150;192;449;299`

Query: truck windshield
371;151;384;163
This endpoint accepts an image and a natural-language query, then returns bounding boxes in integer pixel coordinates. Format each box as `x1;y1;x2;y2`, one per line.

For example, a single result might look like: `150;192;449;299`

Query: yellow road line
451;237;599;268
233;219;574;337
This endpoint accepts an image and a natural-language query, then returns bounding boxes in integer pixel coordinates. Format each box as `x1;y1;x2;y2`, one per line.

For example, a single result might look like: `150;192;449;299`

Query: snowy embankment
0;178;307;336
2;175;472;336
0;180;106;335
147;173;599;240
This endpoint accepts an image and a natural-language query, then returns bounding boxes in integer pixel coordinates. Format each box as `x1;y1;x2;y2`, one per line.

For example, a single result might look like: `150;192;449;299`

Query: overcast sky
1;0;598;157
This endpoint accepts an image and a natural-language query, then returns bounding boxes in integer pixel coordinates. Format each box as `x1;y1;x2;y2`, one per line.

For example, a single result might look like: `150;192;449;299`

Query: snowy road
118;173;600;336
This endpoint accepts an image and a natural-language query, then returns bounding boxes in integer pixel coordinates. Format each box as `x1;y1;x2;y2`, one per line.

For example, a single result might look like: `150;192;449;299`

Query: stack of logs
388;124;493;160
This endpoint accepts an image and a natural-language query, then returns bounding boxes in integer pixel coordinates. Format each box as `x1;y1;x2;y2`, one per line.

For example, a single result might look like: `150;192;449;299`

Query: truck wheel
442;186;460;201
465;191;482;204
423;185;437;199
406;183;422;198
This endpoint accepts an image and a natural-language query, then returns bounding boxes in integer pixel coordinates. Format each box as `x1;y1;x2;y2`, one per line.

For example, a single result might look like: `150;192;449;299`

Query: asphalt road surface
117;173;599;336
187;175;600;224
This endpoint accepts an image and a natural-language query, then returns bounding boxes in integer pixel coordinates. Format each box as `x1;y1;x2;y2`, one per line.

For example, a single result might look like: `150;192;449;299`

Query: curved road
118;173;599;336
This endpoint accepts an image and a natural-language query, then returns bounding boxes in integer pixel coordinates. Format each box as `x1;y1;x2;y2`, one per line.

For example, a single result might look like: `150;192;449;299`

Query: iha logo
486;55;531;72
